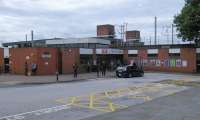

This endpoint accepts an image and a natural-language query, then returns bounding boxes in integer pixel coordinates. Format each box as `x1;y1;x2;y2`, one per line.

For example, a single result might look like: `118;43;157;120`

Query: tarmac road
0;73;199;120
83;87;200;120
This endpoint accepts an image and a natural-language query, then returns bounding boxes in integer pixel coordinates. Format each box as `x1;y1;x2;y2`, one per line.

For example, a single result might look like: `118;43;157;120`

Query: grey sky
0;0;185;44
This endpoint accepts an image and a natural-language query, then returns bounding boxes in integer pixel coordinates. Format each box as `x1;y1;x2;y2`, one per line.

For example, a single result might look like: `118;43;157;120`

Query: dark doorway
197;54;200;73
4;58;9;73
57;49;63;74
97;55;123;71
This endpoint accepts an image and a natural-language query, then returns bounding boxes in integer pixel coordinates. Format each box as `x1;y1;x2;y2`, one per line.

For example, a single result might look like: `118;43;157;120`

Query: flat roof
2;38;63;47
2;37;111;48
46;38;110;45
116;43;198;49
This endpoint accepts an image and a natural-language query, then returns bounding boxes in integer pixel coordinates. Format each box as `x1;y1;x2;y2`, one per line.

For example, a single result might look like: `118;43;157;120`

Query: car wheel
128;73;132;78
139;72;144;77
117;75;122;78
116;73;121;78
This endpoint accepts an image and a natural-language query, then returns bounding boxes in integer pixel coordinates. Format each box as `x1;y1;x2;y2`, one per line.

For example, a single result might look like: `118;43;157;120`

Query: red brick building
2;44;200;75
9;48;59;75
97;24;115;38
126;31;140;41
0;48;4;73
2;24;200;75
61;48;80;74
125;45;198;73
8;48;82;75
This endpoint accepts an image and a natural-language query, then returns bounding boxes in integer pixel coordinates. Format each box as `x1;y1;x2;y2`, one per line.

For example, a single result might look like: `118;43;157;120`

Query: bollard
56;72;59;82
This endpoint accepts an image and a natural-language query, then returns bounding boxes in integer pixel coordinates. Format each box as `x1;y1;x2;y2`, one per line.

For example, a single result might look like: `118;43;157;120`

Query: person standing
100;62;103;76
31;63;37;75
25;62;28;76
87;62;90;73
96;63;100;77
102;61;106;77
110;61;114;71
73;63;78;78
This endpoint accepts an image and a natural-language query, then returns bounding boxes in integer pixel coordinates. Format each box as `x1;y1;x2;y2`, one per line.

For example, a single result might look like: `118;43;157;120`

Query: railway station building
1;24;200;75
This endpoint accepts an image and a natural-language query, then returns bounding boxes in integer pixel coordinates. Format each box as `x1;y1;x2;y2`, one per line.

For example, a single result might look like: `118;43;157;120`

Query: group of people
96;61;107;77
72;61;107;78
25;62;37;76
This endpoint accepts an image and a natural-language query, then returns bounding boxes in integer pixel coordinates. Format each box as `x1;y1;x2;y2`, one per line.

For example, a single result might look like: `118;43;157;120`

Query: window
197;53;200;60
80;55;93;64
148;54;157;59
169;53;180;58
147;49;158;59
128;54;138;57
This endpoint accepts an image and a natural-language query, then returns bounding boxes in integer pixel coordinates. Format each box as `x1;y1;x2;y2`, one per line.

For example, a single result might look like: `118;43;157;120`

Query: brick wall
97;25;115;37
138;49;148;59
61;48;80;74
126;31;140;40
123;49;128;64
36;48;58;75
180;48;196;72
9;48;58;75
0;48;4;73
126;48;197;73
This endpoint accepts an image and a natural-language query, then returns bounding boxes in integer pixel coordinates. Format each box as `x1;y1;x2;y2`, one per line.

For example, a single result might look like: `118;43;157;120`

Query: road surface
0;73;199;120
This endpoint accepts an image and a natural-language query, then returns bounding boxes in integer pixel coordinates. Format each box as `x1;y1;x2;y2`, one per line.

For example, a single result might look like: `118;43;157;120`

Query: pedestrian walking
102;61;106;77
96;63;100;77
73;63;78;78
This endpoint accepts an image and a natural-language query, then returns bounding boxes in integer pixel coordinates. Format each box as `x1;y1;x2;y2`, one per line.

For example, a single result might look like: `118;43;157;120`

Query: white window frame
169;48;180;54
128;50;138;54
147;49;158;54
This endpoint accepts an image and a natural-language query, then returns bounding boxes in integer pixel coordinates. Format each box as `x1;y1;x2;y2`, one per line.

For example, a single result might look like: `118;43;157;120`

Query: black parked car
116;64;144;78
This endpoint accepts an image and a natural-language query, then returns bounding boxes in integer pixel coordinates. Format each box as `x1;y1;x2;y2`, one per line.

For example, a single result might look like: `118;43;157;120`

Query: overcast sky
0;0;185;44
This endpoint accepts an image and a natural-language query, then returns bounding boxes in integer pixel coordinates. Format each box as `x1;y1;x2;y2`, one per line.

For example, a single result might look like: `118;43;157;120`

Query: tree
174;0;200;44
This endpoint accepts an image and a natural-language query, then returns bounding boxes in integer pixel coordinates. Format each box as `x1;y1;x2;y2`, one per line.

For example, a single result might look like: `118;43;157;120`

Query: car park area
0;72;200;120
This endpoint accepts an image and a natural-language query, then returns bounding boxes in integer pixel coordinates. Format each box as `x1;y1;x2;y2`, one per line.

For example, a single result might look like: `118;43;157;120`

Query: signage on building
176;59;182;67
96;49;123;55
102;49;108;54
169;48;180;53
147;49;158;54
128;50;138;54
64;49;73;55
130;58;188;68
42;52;51;60
182;60;188;67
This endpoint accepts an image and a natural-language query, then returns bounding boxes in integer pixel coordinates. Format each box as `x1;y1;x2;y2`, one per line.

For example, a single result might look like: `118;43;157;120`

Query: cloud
0;0;185;44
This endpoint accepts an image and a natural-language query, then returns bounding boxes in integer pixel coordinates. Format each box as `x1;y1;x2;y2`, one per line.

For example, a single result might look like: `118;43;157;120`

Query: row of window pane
128;53;181;58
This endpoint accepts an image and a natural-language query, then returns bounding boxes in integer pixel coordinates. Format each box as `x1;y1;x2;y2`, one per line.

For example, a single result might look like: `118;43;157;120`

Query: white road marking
0;104;71;120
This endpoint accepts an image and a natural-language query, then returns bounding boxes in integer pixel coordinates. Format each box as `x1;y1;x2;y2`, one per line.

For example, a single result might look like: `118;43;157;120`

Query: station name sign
80;48;123;55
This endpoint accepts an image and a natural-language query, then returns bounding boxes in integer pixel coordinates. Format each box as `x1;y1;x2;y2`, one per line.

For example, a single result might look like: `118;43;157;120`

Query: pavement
0;72;115;87
0;72;199;87
83;88;200;120
0;72;200;120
